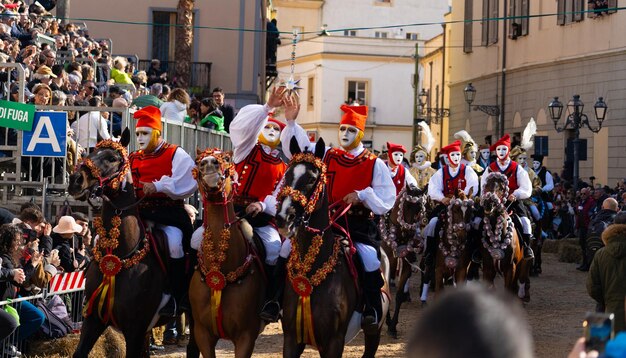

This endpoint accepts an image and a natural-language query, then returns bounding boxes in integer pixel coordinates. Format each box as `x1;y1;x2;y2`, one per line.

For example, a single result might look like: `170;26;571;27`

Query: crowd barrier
0;271;87;358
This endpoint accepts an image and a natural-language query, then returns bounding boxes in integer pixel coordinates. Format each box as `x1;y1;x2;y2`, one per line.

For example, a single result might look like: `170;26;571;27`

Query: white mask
339;125;359;149
468;150;477;161
136;127;153;151
415;151;426;165
448;151;462;167
533;161;541;171
440;154;449;166
495;145;509;161
261;123;281;144
480;149;491;161
517;154;527;167
391;151;404;166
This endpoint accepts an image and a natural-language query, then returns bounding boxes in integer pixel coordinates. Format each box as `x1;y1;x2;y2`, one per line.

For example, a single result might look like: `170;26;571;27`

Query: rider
454;130;485;177
281;103;395;334
129;105;198;316
409;122;436;189
532;154;555;212
480;134;535;260
386;142;417;194
421;140;479;302
477;144;492;171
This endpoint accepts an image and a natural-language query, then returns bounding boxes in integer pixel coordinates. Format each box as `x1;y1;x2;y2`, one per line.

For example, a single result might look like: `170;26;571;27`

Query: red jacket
577;197;596;229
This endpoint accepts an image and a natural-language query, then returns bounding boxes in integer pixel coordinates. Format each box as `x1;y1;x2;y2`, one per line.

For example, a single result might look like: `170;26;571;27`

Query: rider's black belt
331;206;374;219
139;197;184;209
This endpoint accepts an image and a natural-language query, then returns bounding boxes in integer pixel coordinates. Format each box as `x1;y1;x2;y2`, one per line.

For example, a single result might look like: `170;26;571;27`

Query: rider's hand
246;202;263;217
283;94;301;121
266;86;284;109
343;192;360;205
140;181;157;195
442;197;451;205
508;194;516;202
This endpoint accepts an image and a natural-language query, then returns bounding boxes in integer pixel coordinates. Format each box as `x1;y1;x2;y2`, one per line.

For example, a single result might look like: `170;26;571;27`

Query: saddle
239;218;267;266
142;222;169;273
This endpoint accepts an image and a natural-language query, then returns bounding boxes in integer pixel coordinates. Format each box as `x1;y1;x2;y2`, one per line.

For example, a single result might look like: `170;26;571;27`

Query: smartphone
584;312;614;353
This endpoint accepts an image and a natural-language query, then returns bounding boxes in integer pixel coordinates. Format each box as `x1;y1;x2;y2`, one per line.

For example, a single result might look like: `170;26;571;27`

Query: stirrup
361;310;379;335
260;301;281;323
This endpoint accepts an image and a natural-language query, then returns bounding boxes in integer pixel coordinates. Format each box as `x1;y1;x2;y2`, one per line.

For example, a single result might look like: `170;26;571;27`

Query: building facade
272;0;450;152
447;0;621;186
65;0;269;107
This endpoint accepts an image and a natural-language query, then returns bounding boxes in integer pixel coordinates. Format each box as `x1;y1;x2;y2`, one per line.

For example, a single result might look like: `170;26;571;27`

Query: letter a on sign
22;111;67;157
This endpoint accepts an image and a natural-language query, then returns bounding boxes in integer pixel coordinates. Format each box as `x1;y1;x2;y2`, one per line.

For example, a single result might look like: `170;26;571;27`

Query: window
343;30;357;37
374;31;388;38
481;0;498;46
406;32;419;40
509;0;529;38
346;80;368;106
557;0;585;25
307;76;314;111
588;0;617;18
464;0;473;53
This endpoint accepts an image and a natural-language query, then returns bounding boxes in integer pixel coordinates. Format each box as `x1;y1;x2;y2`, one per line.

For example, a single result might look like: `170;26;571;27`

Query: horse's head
193;148;236;199
68;129;131;200
395;183;427;231
481;172;509;214
276;137;326;237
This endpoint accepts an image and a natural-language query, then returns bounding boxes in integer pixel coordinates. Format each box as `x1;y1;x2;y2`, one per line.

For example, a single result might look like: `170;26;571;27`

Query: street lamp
419;88;450;125
464;82;500;117
547;95;607;191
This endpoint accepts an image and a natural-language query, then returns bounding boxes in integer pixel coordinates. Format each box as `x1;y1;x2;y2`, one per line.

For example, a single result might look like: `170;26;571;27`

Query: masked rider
478;144;492;170
387;142;417;194
510;146;543;224
421;140;479;303
454;130;484;177
129;106;198;316
281;103;395;334
409;122;436;189
532;155;555;212
480;134;535;260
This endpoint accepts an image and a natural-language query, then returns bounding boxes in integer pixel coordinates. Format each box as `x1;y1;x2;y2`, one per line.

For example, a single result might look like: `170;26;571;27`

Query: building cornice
273;0;323;9
277;52;414;66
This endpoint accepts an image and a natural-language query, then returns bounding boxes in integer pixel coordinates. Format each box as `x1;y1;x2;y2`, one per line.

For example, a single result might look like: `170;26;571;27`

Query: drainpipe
500;0;508;138
440;23;447;150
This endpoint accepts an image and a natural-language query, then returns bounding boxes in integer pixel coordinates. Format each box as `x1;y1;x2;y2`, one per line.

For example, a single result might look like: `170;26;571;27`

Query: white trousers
159;225;184;259
191;224;280;265
279;238;380;272
422;217;438;240
520;216;532;235
529;204;541;221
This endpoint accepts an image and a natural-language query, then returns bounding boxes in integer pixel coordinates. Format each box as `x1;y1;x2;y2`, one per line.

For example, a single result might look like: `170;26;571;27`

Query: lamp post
418;88;451;125
547;95;607;191
464;83;502;135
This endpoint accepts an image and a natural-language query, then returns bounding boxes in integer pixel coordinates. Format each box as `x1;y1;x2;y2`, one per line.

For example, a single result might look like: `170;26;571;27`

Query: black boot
160;258;186;317
521;234;535;260
361;270;384;335
260;257;287;323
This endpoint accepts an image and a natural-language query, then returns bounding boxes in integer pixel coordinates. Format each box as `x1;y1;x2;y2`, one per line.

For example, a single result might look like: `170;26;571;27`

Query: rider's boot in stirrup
361;270;384;335
260;256;287;323
160;258;185;317
521;234;535;260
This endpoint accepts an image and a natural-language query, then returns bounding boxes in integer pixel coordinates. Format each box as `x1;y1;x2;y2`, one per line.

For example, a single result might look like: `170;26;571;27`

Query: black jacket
52;233;76;273
0;253;18;301
589;209;617;238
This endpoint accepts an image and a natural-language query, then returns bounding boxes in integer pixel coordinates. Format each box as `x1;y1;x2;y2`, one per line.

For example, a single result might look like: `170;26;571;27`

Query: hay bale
27;327;125;358
558;243;582;263
542;239;560;254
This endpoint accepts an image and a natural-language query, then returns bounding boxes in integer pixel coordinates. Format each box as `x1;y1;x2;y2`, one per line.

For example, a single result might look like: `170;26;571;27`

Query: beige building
64;0;269;107
447;0;621;186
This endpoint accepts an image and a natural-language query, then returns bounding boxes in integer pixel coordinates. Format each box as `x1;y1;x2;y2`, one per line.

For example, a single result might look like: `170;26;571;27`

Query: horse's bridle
439;197;474;269
192;148;237;205
394;188;425;232
277;152;327;227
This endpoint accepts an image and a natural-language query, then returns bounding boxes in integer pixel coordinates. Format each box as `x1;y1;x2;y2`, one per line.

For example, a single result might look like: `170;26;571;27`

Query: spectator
587;211;626;333
27;64;56;91
132;83;164;109
0;308;19;353
184;99;202;124
581;197;620;271
71;96;111;151
110;97;128;137
31;82;52;105
576;187;596;271
0;207;16;226
198;97;225;132
161;84;171;101
407;285;534;358
147;58;167;86
160;88;190;122
212;87;235;133
72;212;93;260
19;207;52;256
110;56;133;85
0;224;45;341
51;216;85;272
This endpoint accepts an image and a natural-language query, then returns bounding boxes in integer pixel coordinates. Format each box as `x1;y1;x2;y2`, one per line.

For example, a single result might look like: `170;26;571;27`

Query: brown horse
275;138;390;358
189;148;266;358
68;131;172;357
434;190;475;294
480;173;530;301
380;184;427;339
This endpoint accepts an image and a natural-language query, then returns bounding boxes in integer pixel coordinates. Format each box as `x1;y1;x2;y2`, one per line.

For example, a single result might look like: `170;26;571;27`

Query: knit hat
134;106;162;132
490;134;511;152
53;216;82;234
442;140;462;155
386;142;406;154
340;104;368;132
267;116;286;131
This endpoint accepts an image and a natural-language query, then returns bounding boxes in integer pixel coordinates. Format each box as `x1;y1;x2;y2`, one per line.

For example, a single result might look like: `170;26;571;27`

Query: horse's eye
108;157;117;163
308;177;316;185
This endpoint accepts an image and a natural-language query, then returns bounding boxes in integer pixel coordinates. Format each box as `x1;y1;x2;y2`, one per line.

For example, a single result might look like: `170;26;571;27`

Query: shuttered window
557;0;586;25
464;0;473;53
509;0;529;38
481;0;498;46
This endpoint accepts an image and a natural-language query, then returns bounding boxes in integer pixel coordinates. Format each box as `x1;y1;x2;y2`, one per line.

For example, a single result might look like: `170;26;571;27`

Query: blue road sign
22;111;68;157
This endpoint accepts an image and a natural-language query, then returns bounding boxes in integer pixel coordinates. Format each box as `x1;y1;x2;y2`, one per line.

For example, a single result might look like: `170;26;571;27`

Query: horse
275;137;390;358
434;190;475;294
68;131;172;357
380;184;427;339
480;172;530;301
189;148;267;358
529;192;552;276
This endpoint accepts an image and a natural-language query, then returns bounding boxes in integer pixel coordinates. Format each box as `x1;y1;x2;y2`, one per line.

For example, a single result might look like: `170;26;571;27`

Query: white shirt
71;111;111;149
149;143;198;199
428;164;479;202
390;164;418;190
539;169;554;192
281;120;395;215
481;158;532;200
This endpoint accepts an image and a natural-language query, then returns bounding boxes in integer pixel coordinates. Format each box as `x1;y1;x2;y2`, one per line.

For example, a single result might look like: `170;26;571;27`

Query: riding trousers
191;224;280;265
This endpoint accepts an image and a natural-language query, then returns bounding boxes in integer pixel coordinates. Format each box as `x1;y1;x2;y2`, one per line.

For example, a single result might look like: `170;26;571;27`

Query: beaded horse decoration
438;190;474;270
480;172;515;261
379;185;427;258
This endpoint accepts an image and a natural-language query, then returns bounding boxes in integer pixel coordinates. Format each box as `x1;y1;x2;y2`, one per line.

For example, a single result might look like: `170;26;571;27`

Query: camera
21;228;37;243
584;312;614;353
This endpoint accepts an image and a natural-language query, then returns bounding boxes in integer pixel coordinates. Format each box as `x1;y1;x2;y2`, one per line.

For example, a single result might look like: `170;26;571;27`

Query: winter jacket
0;253;19;301
52;233;76;273
588;209;617;238
160;100;187;122
587;223;626;332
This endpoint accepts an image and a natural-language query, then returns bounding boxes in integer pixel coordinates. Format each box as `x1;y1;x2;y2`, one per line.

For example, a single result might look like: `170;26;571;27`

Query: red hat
386;142;406;154
134;106;162;132
340;104;368;132
441;140;462;155
267;116;286;131
490;134;511;152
